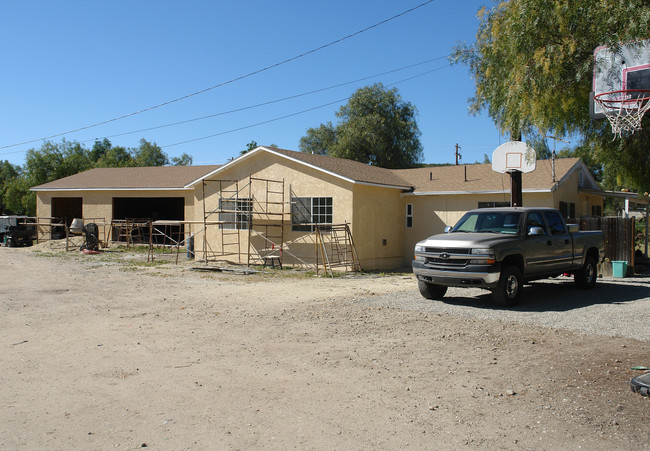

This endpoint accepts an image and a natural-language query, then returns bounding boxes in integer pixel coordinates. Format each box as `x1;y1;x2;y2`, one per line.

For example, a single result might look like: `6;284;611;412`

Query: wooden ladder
316;223;361;276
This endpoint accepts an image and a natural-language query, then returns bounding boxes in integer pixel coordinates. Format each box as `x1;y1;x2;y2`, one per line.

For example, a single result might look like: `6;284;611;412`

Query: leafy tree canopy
299;123;336;156
453;0;650;191
171;153;193;166
1;138;193;215
300;83;424;168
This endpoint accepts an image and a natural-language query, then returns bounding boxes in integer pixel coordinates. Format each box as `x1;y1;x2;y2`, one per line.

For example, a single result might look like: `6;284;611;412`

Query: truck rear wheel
492;265;522;307
574;255;597;289
418;280;447;300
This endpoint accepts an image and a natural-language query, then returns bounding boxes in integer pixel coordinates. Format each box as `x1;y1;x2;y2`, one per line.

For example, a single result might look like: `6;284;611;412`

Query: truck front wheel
492;265;522;307
418;280;447;300
574;255;597;289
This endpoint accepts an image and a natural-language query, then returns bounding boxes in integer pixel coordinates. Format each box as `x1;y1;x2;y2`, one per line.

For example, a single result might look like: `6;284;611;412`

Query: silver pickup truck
412;207;605;306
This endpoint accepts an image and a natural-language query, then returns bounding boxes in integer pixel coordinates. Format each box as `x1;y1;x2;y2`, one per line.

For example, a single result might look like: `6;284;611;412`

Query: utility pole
543;135;570;182
455;143;461;165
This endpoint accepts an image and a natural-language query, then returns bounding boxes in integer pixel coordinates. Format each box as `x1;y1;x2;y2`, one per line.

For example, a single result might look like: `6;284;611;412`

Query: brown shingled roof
260;147;412;188
392;158;585;193
31;165;221;190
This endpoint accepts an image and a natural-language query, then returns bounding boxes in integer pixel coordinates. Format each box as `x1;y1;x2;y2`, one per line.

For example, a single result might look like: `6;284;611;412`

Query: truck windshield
452;212;521;234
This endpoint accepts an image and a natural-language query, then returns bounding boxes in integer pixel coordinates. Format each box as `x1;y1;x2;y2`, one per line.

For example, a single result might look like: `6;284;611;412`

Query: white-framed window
291;197;332;231
406;203;413;228
478;201;510;208
219;198;252;230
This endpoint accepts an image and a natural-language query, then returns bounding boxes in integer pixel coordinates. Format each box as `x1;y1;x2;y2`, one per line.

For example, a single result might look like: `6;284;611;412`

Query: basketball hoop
593;89;650;138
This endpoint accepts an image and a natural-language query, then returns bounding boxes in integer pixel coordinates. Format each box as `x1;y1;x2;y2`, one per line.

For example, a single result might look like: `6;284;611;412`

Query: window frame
291;196;333;232
478;201;510;208
406;203;413;228
219;198;253;230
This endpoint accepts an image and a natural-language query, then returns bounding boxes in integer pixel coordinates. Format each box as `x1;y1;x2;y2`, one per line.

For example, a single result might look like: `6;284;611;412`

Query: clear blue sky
0;0;506;167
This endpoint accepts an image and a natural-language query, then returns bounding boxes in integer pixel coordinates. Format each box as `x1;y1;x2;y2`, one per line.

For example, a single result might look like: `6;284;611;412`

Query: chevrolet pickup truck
412;207;605;306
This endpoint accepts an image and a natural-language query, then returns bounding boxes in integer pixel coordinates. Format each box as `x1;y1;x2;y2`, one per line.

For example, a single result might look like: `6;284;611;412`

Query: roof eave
31;187;192;192
409;188;553;196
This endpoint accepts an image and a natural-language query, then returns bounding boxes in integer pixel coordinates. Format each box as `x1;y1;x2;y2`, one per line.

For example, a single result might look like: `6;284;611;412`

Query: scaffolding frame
197;175;360;273
24;216;108;251
108;218;152;248
200;176;287;266
315;222;361;277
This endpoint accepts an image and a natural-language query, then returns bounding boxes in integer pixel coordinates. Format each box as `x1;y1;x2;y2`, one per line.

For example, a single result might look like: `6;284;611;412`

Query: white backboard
591;39;650;118
492;141;536;174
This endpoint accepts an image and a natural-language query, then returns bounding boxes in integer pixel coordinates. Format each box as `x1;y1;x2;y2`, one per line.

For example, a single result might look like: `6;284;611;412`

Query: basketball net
594;89;650;138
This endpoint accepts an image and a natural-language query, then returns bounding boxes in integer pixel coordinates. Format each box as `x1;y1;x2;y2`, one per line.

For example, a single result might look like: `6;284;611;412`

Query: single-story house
32;146;605;270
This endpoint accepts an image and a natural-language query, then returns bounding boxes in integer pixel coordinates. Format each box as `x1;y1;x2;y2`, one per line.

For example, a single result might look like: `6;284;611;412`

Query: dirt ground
1;244;648;450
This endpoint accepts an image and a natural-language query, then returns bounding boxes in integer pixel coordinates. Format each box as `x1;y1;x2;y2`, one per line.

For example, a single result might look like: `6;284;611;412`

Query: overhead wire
82;56;449;143
0;58;451;157
0;0;436;151
162;63;451;149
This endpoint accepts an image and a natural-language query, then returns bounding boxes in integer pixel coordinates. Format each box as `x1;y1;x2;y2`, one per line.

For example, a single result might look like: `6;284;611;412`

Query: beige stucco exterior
33;150;604;272
191;151;404;270
36;189;194;221
35;189;195;242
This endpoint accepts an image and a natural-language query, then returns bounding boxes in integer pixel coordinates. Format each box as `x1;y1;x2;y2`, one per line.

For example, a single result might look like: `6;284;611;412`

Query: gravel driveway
354;275;650;342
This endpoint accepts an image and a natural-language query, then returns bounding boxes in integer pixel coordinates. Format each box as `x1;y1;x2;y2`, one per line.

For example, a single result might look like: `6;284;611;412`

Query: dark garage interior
112;197;184;221
51;197;83;238
112;197;185;244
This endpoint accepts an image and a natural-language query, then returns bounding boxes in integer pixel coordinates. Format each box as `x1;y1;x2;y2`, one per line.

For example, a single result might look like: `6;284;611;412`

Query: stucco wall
194;152;362;269
553;170;603;217
351;184;405;270
35;189;194;240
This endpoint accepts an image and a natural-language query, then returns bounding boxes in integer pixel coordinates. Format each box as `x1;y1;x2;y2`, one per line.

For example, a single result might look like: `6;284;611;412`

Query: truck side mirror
528;226;545;236
444;226;452;233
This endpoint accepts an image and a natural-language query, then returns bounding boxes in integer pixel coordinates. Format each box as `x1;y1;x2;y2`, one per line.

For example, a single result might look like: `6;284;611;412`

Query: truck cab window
526;212;546;235
544;211;566;235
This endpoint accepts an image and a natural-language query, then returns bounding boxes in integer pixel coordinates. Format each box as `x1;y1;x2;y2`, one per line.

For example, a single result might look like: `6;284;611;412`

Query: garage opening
112;197;184;244
51;197;82;239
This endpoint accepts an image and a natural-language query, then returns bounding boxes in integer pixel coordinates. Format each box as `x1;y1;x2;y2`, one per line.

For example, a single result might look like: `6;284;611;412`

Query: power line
161;64;450;149
0;0;436;151
82;56;450;143
0;59;451;157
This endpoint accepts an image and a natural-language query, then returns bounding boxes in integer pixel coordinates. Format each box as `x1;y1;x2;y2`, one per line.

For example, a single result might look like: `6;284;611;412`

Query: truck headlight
470;248;495;264
414;245;425;261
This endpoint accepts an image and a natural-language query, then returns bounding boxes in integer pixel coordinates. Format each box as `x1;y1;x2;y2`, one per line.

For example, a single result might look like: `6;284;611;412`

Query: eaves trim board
31;187;191;192
406;188;553;196
184;147;412;190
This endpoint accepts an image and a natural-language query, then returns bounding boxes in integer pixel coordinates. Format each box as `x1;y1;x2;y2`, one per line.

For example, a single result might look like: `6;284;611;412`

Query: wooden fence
568;216;635;269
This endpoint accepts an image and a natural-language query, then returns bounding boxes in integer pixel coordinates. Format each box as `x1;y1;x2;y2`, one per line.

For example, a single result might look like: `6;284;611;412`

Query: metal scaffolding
191;175;361;274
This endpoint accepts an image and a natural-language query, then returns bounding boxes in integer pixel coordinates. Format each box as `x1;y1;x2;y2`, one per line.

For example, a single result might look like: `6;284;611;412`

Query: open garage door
112;197;184;244
51;197;82;239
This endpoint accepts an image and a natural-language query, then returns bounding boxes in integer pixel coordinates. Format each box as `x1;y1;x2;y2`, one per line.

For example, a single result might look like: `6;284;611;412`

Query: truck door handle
547;240;552;246
564;239;570;244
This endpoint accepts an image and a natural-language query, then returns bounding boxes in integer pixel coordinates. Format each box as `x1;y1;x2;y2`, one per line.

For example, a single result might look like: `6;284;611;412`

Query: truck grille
423;248;470;267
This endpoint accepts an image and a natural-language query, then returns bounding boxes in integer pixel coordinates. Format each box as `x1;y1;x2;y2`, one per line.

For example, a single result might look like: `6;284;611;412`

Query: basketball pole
508;170;523;207
510;132;523;207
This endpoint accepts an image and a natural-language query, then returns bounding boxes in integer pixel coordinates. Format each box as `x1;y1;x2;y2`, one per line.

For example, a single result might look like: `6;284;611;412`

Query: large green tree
454;0;650;191
300;83;424;168
1;138;193;215
299;123;336;156
132;139;169;167
0;160;20;214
